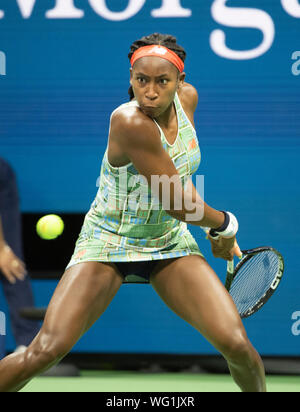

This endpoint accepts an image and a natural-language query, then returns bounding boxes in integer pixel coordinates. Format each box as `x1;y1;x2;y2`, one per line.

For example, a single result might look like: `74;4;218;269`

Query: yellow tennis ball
36;215;64;240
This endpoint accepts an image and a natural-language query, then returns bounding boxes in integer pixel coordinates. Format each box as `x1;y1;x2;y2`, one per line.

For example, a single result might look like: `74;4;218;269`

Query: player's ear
177;72;186;90
130;68;133;86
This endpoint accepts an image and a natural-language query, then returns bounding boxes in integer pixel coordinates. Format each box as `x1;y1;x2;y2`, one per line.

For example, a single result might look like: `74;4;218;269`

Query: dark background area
22;213;84;275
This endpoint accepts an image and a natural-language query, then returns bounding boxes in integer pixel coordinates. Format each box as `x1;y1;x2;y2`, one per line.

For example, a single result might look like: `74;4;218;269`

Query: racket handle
227;260;234;274
225;260;234;291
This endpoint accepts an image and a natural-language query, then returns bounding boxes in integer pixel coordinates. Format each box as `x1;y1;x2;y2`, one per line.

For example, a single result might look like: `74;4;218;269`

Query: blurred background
0;0;299;373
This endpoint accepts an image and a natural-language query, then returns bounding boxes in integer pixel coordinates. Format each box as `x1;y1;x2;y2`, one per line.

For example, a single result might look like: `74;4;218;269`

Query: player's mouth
141;105;160;116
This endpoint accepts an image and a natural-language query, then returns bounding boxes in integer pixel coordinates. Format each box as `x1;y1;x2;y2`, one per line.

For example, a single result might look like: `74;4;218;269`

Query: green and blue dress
66;92;204;282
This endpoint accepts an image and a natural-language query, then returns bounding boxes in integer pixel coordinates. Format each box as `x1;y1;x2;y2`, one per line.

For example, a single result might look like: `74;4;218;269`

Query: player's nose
145;85;158;100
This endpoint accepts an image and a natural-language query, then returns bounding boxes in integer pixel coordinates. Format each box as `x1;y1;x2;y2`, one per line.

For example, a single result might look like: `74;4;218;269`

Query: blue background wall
0;0;300;355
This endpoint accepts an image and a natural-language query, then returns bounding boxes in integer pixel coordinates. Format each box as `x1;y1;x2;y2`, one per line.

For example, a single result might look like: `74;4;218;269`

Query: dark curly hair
128;33;186;100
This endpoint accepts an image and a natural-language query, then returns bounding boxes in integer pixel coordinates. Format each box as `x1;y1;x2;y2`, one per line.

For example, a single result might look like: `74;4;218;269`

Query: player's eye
159;79;169;85
137;77;146;84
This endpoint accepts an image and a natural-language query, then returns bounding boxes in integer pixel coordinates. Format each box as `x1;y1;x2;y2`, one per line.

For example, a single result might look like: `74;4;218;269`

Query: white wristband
208;212;239;240
219;212;239;238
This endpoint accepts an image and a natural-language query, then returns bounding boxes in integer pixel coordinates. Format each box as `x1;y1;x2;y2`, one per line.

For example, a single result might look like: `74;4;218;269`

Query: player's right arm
109;108;225;230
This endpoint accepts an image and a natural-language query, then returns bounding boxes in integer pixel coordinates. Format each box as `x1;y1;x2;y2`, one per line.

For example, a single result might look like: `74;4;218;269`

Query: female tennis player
0;33;266;392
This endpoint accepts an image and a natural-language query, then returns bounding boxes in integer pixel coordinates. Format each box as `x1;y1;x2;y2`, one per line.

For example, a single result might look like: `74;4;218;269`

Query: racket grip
227;260;234;274
225;260;234;291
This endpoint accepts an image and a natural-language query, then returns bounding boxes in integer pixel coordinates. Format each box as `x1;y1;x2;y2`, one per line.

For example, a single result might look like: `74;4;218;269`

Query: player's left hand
0;243;27;284
207;232;242;261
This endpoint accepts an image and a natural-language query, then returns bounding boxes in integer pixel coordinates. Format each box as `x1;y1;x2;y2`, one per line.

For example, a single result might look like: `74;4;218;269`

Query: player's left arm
178;82;199;126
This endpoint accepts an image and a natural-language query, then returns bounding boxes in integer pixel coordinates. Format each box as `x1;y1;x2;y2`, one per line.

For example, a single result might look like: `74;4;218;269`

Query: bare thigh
31;261;123;354
150;255;248;354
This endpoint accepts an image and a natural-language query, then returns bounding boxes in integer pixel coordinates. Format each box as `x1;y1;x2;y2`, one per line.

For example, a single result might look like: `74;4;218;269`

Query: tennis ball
36;214;64;240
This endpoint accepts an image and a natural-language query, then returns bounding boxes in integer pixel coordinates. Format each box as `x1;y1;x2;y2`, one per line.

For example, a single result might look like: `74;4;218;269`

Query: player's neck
154;101;176;129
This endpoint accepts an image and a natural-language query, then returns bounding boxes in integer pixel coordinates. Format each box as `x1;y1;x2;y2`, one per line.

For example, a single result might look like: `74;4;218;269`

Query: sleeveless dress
66;93;204;282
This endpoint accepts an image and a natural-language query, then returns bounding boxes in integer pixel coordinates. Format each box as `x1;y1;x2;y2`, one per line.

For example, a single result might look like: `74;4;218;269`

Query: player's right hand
207;233;242;261
0;243;27;284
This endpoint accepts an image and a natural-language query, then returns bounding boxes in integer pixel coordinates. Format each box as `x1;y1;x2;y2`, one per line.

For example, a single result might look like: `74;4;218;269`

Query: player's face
130;57;185;118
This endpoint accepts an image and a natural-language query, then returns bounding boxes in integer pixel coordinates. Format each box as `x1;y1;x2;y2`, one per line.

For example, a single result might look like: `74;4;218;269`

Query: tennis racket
225;247;284;318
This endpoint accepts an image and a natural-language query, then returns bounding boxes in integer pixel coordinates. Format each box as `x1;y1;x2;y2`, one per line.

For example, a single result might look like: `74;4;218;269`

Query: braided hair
128;33;186;100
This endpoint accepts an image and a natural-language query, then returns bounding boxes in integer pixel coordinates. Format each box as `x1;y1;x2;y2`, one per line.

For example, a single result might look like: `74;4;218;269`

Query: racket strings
229;251;279;316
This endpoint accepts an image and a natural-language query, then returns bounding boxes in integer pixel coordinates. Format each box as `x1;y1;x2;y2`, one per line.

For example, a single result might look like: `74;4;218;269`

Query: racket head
228;247;284;318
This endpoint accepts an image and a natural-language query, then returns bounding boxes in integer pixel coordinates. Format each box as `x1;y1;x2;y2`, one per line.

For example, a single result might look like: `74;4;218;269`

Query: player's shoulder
178;82;199;112
109;102;159;148
111;103;150;130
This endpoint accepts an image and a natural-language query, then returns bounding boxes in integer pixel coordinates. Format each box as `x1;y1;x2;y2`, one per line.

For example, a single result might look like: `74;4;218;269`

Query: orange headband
130;45;184;73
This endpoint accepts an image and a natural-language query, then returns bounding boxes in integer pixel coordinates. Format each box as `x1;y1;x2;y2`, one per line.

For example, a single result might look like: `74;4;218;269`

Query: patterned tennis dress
66;92;203;282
